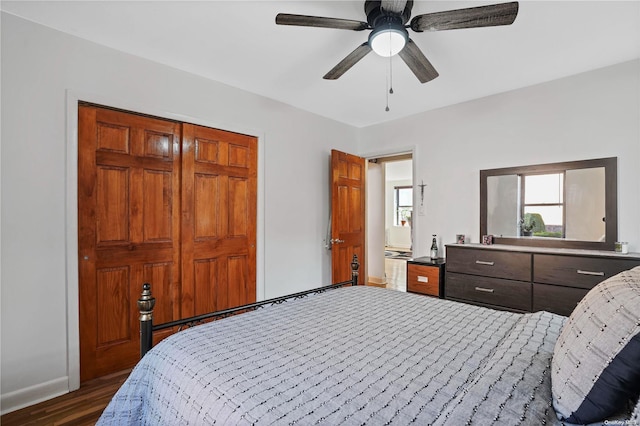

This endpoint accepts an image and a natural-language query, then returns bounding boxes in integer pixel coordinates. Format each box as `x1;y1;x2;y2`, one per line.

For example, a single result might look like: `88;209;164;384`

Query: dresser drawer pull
475;260;495;266
417;276;429;283
475;286;495;293
577;269;605;277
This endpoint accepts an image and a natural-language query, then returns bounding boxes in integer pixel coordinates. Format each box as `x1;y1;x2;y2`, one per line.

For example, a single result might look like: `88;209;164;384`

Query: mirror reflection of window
522;173;564;238
565;167;606;241
487;175;518;237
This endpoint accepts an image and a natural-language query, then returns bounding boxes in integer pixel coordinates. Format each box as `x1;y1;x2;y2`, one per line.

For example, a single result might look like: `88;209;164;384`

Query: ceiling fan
276;1;519;83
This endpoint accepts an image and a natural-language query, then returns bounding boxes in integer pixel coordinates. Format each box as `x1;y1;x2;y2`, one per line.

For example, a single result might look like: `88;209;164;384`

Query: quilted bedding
98;286;568;425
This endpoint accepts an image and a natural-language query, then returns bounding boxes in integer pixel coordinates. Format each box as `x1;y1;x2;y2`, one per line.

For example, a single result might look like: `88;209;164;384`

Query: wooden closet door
181;124;257;316
78;105;181;382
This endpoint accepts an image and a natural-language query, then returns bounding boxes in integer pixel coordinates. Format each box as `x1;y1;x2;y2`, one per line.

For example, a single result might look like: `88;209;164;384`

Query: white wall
359;60;640;259
0;13;357;413
366;162;385;284
388;226;412;249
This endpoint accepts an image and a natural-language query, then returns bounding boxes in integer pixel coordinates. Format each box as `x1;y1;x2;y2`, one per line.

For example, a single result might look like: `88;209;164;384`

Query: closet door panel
181;124;257;316
79;105;181;382
194;174;221;239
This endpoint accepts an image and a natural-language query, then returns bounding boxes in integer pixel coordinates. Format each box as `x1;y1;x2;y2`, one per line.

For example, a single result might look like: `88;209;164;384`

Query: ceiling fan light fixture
369;24;408;57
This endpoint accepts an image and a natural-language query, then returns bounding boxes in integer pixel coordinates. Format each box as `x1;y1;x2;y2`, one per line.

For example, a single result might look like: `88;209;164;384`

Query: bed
98;263;640;425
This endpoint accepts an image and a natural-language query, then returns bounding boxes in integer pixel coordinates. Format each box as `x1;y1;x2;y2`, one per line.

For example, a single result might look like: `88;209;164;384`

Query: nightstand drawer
407;264;440;296
446;272;532;312
446;246;531;281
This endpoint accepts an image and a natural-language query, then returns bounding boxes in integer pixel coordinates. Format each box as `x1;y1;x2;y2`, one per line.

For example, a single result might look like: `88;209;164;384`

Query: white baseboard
1;376;69;415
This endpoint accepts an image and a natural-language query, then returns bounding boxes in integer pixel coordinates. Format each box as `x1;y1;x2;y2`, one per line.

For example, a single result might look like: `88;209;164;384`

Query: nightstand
407;257;446;298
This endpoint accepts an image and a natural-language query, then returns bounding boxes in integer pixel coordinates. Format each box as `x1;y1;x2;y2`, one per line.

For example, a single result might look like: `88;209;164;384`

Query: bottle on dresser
430;235;438;259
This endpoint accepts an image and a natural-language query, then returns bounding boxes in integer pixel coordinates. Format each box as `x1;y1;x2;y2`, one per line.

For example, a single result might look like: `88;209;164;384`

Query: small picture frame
456;234;465;244
482;235;493;245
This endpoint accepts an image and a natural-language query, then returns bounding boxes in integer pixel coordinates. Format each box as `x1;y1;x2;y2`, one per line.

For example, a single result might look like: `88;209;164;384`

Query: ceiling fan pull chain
385;58;390;111
389;46;394;95
385;31;393;112
385;79;390;112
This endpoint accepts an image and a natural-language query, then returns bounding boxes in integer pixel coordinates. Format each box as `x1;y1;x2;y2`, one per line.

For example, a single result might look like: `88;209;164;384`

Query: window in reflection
522;173;564;238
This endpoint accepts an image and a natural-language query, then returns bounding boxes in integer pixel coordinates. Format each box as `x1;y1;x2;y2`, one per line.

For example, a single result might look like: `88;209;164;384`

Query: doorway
366;154;413;292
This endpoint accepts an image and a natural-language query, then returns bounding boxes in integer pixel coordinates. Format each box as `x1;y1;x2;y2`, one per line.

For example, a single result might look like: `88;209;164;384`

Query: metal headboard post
138;283;155;358
351;254;359;286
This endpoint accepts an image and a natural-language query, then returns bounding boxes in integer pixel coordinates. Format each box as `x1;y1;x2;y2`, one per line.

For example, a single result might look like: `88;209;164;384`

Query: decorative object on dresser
406;257;445;298
445;244;640;315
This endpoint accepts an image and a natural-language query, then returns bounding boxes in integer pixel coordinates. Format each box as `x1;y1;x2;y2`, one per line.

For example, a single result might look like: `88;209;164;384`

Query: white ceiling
3;1;639;128
386;159;413;181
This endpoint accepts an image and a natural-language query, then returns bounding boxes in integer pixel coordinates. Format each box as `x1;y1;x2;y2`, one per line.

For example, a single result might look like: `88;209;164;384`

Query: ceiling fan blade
323;43;373;80
276;14;369;31
410;1;519;32
381;0;408;14
398;39;439;83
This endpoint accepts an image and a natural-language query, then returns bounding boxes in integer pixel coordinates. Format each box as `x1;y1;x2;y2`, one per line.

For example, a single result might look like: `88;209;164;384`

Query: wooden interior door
180;123;257;316
331;149;366;284
78;105;181;382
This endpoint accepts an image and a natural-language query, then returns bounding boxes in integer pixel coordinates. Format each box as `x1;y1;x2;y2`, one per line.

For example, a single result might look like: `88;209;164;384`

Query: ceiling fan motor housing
364;0;414;28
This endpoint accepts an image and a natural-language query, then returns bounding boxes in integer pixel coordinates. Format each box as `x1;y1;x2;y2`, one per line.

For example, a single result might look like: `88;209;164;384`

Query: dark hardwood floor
1;369;130;426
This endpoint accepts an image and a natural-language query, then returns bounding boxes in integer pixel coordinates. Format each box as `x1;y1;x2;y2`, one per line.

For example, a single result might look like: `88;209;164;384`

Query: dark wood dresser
406;257;446;298
445;244;640;315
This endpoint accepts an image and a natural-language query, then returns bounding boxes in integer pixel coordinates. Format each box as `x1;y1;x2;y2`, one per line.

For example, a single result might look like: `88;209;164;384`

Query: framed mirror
480;157;617;250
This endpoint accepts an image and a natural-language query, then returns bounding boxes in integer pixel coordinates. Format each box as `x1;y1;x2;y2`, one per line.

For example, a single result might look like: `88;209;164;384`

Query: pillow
552;266;640;424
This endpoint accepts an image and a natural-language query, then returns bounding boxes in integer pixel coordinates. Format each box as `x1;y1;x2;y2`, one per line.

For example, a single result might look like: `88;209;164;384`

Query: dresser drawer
446;272;532;312
446;247;531;281
533;283;588;316
407;264;440;296
533;254;640;290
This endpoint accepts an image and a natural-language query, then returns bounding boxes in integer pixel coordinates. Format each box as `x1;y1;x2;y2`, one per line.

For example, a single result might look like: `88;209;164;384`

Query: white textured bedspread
98;286;567;425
